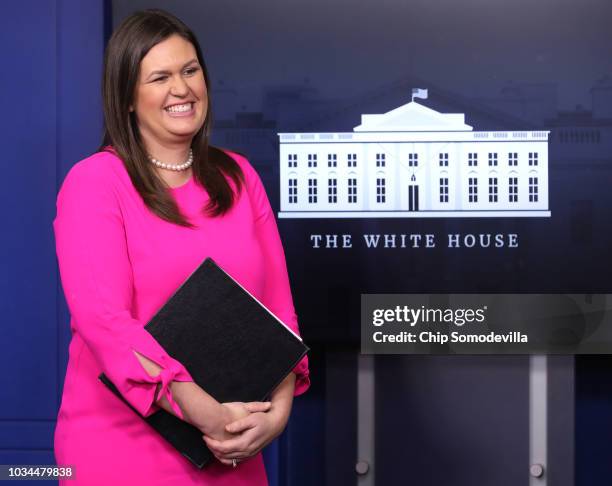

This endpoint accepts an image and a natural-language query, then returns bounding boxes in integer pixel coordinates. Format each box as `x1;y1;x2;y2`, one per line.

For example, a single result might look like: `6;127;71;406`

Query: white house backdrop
278;99;550;218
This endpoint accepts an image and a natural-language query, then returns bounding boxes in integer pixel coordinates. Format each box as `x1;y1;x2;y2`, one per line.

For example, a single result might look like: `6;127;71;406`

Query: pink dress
52;148;310;486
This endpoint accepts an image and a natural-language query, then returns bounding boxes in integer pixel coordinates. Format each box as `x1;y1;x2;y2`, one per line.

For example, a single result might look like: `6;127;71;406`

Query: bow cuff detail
137;359;185;420
154;367;184;419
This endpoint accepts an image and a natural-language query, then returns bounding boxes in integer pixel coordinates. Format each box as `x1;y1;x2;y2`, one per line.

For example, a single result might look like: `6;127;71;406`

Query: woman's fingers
243;401;271;413
226;414;258;434
204;435;245;455
203;433;258;460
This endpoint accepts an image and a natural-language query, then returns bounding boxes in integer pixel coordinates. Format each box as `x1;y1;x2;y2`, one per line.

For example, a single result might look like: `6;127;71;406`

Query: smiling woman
52;8;309;486
99;9;245;225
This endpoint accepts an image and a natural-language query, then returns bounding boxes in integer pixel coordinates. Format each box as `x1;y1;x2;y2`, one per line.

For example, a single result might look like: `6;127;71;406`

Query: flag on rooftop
411;88;428;102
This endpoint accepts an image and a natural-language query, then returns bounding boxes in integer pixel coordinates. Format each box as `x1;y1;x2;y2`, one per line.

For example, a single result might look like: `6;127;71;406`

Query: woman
53;9;309;485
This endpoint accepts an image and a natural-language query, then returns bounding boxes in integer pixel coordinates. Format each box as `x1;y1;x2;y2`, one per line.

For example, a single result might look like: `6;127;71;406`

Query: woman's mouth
164;102;195;117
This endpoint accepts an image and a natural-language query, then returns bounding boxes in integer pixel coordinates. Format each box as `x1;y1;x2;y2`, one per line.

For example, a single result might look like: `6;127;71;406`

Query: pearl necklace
148;149;193;171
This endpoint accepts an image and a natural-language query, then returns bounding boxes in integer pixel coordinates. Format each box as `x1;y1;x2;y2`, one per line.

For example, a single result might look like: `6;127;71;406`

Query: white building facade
278;101;550;218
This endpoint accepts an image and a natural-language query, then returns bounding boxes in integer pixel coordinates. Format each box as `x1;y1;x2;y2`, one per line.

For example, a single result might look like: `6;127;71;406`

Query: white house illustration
277;98;550;218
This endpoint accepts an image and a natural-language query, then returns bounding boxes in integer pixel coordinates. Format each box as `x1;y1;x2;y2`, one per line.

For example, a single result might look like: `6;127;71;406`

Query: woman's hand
204;401;271;441
204;373;296;466
203;409;286;466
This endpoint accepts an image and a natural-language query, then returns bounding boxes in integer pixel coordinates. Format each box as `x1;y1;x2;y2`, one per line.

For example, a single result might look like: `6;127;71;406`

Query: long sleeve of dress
241;157;311;396
53;161;194;419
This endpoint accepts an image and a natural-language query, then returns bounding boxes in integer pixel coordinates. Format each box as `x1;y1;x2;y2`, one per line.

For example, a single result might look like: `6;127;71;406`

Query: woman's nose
169;74;189;96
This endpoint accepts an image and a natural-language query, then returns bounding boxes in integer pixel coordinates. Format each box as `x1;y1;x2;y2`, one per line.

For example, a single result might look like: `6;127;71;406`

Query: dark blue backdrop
2;0;612;485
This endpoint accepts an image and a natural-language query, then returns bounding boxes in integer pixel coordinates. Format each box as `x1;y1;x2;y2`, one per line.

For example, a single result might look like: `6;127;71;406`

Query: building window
288;178;297;204
439;153;449;167
348;178;357;203
468;153;478;167
376;178;386;203
308;178;317;203
376;153;386;167
508;152;518;166
308;154;317;168
348;153;357;167
529;152;538;166
408;153;418;167
328;153;337;168
468;177;478;203
328;178;337;203
288;154;297;168
529;177;538;202
488;153;498;166
439;178;449;203
509;177;518;202
489;177;498;202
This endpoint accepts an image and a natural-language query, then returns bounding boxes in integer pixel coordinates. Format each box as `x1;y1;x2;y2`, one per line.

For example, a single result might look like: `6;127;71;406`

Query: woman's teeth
165;103;193;113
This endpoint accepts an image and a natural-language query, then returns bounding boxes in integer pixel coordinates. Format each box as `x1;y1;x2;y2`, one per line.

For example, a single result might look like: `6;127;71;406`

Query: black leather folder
98;257;309;468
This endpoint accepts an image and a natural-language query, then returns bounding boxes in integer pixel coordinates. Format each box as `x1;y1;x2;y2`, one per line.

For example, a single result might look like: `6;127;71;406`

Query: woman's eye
151;67;198;82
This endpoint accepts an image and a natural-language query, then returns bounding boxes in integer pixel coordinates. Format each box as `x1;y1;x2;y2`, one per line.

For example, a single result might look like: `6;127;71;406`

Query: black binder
98;257;309;468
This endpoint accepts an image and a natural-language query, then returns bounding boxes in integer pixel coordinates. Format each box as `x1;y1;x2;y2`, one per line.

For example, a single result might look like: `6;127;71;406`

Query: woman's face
132;34;207;148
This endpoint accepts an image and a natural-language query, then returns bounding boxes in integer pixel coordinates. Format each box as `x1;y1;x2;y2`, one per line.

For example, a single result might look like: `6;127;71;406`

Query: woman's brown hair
99;9;243;227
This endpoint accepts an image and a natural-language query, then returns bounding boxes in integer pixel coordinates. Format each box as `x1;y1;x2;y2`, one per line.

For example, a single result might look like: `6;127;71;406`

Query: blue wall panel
0;0;105;468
